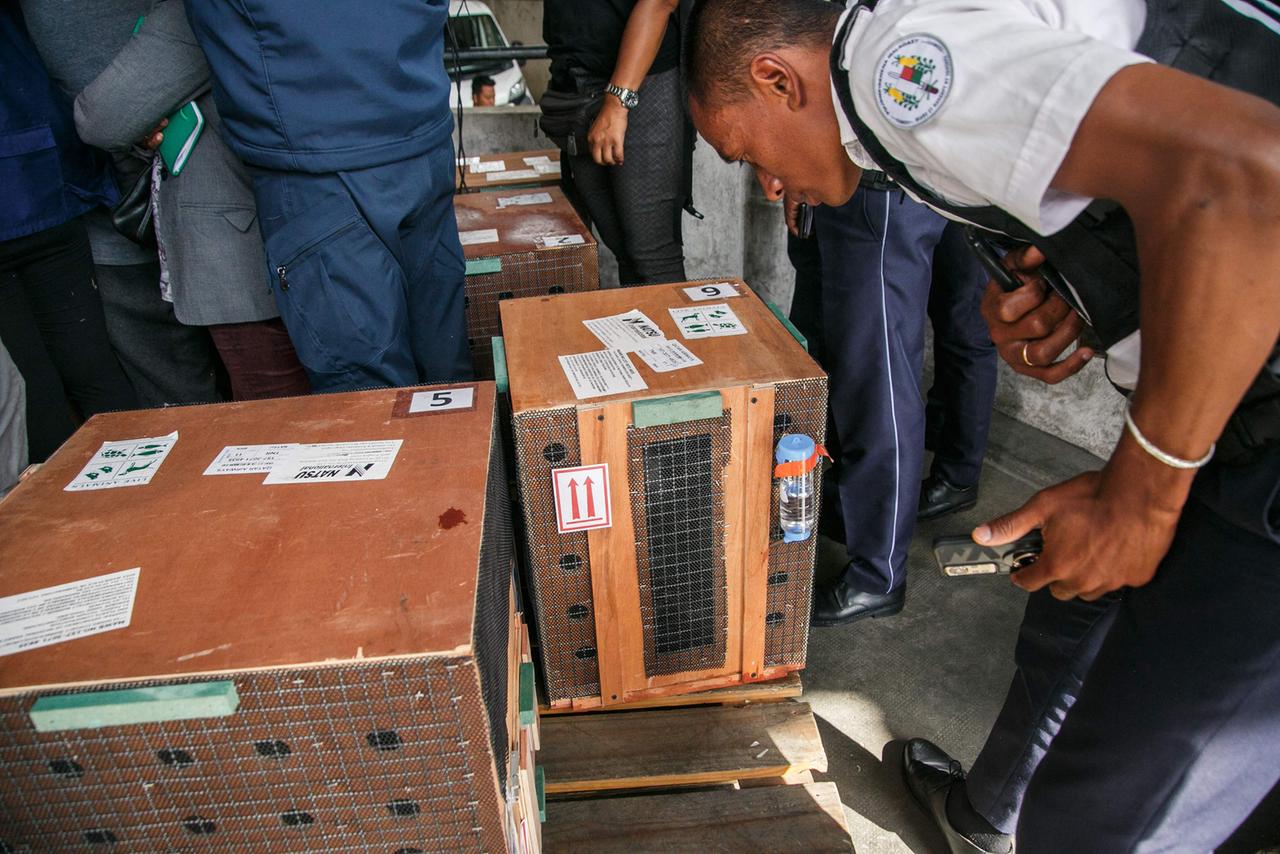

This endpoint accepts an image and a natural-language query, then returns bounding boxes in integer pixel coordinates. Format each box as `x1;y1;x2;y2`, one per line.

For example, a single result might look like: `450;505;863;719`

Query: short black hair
686;0;842;106
473;74;497;89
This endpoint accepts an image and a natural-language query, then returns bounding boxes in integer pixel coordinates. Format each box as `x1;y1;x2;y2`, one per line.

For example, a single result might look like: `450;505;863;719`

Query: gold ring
1021;342;1035;367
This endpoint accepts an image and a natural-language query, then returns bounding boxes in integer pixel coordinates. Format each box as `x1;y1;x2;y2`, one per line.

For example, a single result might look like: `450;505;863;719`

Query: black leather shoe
902;739;1013;854
810;579;904;626
918;474;978;521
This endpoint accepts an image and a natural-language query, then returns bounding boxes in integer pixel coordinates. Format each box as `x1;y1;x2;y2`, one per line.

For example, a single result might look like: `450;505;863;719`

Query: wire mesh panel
0;658;507;853
466;247;599;378
765;377;829;668
511;408;600;702
627;415;732;678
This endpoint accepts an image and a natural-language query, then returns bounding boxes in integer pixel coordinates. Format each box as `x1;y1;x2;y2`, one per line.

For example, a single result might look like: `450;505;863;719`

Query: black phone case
933;531;1044;577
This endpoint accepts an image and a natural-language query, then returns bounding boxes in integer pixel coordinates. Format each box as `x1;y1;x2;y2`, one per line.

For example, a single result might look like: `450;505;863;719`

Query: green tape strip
535;765;546;822
519;661;535;727
466;257;502;276
632;391;723;429
765;301;809;352
29;681;239;732
492;336;509;394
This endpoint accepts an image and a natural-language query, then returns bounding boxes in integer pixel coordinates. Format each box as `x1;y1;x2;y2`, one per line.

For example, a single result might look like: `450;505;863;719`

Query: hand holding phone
933;530;1043;577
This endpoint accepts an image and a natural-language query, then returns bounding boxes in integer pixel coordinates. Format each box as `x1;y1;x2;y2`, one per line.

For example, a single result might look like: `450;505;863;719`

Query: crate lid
500;280;824;414
0;384;500;695
453;184;593;259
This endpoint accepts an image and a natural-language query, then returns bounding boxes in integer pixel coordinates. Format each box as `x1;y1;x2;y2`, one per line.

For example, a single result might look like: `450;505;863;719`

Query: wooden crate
454;185;598;379
499;280;828;710
0;384;524;852
539;677;854;852
458;148;562;191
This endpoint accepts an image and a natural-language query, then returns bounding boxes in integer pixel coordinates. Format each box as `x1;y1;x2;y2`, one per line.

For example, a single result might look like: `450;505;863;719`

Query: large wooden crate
0;384;539;852
454;185;598;379
457;148;562;191
498;281;828;710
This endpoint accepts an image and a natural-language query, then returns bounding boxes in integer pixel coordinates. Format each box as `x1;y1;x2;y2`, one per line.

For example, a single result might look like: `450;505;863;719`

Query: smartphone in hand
933;530;1043;577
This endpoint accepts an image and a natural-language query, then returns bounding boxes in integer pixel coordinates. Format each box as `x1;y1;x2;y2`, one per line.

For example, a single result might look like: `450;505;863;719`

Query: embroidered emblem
874;34;952;129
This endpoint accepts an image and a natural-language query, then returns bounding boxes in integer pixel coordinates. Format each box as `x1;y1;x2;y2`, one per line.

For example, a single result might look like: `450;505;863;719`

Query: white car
445;0;533;106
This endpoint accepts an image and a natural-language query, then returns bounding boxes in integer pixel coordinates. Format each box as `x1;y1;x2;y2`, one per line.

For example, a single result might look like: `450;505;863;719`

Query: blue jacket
184;0;455;173
0;6;117;243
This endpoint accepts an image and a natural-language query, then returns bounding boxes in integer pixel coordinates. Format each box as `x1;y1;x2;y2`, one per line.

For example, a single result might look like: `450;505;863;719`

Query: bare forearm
609;0;678;92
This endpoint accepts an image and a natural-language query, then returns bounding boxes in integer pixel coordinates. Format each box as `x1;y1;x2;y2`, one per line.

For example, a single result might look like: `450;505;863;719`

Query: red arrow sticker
551;463;612;533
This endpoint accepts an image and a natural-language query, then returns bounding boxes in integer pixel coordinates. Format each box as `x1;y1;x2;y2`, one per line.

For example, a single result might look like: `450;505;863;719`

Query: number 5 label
407;385;476;415
683;282;740;301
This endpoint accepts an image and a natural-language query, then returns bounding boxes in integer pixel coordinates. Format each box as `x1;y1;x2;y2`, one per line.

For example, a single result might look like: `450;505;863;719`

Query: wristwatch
605;83;640;110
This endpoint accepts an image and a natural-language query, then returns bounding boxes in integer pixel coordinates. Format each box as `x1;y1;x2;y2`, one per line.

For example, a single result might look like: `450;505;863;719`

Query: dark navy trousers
791;187;995;594
250;143;471;392
966;449;1280;851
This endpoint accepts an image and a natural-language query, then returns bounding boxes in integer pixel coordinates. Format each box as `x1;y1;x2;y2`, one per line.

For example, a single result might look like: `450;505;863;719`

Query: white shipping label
204;444;298;475
497;192;553;209
486;169;540;182
551;463;612;533
582;309;666;352
459;228;500;246
558;350;648;399
668;303;749;339
263;440;403;485
634;340;703;373
65;431;178;492
471;159;507;173
541;234;586;248
523;155;552;165
683;282;740;301
532;161;561;174
408;386;474;413
0;567;140;657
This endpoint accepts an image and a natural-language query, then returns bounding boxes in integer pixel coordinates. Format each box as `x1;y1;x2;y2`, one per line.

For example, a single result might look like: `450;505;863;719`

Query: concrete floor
803;411;1104;853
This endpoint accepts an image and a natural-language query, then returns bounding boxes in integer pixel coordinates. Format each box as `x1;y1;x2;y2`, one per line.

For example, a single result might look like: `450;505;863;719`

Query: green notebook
158;101;204;176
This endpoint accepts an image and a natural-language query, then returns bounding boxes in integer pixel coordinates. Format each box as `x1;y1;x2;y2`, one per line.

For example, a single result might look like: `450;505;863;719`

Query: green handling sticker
64;432;178;492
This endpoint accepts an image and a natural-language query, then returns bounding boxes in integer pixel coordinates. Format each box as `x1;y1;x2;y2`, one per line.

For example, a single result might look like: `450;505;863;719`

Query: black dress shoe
918;474;978;521
902;739;1013;854
810;579;904;626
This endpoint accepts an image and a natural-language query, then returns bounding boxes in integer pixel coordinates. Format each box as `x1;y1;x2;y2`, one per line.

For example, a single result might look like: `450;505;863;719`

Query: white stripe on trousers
876;191;902;593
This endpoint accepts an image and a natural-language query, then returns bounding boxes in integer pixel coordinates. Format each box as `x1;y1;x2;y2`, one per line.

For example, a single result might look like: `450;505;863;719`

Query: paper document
263;440;403;485
634;341;703;373
497;192;553;209
204;444;298;475
541;234;585;248
583;309;666;352
0;568;140;657
459;228;500;246
486;169;540;182
558;350;648;399
471;160;506;173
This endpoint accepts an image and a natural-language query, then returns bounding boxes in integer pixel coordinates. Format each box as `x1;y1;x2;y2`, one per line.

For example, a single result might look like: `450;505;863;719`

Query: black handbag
538;86;604;157
111;160;157;249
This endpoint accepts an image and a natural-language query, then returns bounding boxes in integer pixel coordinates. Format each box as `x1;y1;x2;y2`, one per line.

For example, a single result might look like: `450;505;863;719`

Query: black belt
859;170;896;192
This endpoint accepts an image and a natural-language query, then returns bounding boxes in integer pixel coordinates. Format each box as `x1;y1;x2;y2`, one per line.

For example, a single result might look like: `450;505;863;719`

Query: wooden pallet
538;677;854;852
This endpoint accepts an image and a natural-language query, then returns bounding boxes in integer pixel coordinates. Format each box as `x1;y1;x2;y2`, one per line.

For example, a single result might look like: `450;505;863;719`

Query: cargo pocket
0;126;64;228
177;204;275;322
260;194;407;378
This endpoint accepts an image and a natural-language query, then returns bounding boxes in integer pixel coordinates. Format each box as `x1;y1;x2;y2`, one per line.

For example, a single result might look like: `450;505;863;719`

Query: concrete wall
484;0;550;99
452;109;1125;459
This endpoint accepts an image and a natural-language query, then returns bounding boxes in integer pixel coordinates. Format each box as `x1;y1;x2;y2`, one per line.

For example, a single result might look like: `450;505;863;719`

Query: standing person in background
74;0;310;402
543;0;692;286
185;0;471;392
0;4;139;464
22;0;223;407
472;75;498;108
0;342;27;498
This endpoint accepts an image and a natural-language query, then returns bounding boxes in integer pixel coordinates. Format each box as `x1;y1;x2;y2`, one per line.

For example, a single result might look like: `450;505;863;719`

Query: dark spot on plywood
438;508;467;530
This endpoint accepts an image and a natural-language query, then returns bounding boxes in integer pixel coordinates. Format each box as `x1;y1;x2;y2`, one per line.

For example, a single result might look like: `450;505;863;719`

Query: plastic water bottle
775;434;818;543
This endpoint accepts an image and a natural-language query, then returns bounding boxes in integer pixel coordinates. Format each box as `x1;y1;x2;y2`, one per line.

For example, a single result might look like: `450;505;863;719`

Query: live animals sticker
668;303;748;339
875;34;952;129
65;432;178;491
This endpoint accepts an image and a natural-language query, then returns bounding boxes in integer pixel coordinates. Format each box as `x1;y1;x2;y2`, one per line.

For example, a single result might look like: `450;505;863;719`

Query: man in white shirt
685;0;1280;850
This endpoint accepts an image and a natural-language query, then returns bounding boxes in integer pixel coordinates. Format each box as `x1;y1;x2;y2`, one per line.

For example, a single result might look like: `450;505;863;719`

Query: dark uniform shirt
543;0;679;87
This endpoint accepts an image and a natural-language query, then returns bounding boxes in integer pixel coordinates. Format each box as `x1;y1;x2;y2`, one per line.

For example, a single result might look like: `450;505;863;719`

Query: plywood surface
502;280;824;413
454;184;593;258
0;384;499;694
539;701;827;793
543;782;853;852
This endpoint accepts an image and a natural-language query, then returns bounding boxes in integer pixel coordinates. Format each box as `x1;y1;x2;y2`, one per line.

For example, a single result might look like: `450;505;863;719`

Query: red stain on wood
438;508;467;530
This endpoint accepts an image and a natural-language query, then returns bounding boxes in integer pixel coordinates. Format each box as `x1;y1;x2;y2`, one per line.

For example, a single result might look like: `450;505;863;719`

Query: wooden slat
540;672;803;715
740;384;775;680
543;782;853;853
540;701;826;794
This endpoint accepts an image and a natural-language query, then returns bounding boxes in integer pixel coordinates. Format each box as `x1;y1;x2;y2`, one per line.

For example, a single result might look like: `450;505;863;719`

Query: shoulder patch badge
874;34;953;129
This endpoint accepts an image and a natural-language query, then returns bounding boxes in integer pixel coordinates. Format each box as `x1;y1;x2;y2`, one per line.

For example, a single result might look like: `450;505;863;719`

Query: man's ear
748;53;803;111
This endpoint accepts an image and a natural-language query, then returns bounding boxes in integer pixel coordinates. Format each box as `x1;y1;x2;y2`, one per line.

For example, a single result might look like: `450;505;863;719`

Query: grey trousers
0;340;26;497
564;67;687;287
94;262;221;406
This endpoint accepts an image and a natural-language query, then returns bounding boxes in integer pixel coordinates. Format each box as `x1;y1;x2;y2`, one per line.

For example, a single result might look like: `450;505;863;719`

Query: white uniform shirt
833;0;1150;235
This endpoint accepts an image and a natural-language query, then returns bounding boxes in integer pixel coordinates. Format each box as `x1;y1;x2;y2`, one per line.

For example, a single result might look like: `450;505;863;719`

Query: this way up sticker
551;463;612;533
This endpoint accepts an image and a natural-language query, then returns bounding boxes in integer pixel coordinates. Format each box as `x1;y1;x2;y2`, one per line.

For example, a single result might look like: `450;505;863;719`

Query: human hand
140;117;168;151
784;192;805;237
589;100;629;166
980;245;1094;384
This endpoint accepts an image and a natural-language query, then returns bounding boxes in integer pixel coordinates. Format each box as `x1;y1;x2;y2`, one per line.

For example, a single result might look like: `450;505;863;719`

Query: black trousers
0;220;138;462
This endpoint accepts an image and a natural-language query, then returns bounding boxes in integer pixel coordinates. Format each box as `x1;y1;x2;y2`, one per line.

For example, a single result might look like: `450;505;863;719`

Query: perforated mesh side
466;245;599;378
473;408;514;796
512;408;600;702
765;377;829;668
0;659;506;853
627;415;731;678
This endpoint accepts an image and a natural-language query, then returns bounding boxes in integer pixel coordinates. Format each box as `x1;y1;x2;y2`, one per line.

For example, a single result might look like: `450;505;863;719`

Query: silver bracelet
1123;404;1216;470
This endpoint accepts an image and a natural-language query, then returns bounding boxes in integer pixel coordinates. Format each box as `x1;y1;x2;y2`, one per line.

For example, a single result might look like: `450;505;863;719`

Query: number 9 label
683;282;740;302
